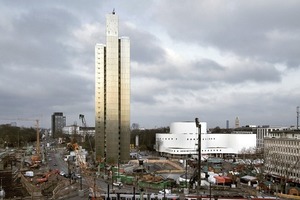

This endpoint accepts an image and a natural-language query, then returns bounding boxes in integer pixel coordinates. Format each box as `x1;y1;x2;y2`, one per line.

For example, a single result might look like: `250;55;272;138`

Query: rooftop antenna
297;106;299;130
112;8;115;15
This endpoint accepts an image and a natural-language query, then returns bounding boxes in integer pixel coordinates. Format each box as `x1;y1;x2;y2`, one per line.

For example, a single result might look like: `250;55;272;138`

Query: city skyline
1;1;300;129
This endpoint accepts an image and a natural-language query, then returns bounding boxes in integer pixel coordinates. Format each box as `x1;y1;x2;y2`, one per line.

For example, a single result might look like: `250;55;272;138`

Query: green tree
130;127;169;151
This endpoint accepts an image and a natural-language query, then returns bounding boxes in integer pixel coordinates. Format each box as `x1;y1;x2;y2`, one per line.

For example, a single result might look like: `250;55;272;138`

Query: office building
51;112;66;138
95;11;130;164
264;136;300;184
256;126;288;149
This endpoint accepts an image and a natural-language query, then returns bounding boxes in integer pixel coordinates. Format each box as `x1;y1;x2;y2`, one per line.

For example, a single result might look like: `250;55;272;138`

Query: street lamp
185;157;188;191
0;177;5;200
195;118;201;200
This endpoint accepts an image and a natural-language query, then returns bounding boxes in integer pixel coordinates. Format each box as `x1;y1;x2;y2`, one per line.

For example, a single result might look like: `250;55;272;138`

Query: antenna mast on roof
112;8;115;14
297;106;299;130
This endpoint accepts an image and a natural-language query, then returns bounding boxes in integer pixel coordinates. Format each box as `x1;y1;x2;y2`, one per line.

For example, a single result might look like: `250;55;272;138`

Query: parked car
159;189;171;194
74;173;81;179
64;173;71;178
71;173;81;180
113;182;123;188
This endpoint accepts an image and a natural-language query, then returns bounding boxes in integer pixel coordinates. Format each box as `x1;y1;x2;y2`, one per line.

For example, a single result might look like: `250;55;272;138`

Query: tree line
130;127;169;151
0;124;37;148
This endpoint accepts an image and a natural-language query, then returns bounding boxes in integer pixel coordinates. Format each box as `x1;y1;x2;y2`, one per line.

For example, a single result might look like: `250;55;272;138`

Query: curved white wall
156;121;256;156
170;121;207;134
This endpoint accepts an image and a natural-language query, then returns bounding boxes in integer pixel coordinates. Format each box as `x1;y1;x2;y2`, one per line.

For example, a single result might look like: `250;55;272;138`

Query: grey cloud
131;92;157;105
132;58;281;93
182;59;281;85
121;23;167;64
152;1;300;68
1;1;299;129
0;7;80;70
130;55;283;128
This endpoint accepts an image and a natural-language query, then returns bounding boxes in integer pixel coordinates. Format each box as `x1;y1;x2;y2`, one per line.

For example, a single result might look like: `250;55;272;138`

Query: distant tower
135;135;139;148
51;112;66;138
95;11;131;164
235;117;240;128
226;120;229;129
297;106;299;130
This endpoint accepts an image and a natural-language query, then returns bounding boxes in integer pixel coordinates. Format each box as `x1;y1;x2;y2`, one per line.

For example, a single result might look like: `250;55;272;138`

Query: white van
25;171;34;177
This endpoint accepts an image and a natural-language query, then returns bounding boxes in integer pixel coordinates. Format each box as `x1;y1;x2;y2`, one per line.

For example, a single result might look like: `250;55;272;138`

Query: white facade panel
156;122;256;157
170;121;207;134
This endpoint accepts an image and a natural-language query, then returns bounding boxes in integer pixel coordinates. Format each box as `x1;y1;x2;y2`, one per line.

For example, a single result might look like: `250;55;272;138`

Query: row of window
172;149;224;153
265;167;300;179
158;137;216;141
158;138;177;140
187;138;216;140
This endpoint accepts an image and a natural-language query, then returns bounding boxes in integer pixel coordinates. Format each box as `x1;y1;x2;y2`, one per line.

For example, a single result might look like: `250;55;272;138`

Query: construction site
1;116;299;199
1;142;299;199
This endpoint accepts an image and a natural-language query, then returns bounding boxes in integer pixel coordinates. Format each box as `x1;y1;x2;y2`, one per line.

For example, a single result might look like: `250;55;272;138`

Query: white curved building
155;121;256;158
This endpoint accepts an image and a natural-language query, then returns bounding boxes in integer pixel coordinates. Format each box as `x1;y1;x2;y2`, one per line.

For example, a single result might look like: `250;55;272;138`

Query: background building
235;117;240;128
264;135;300;185
62;125;95;136
256;126;288;149
51;112;66;138
95;11;130;164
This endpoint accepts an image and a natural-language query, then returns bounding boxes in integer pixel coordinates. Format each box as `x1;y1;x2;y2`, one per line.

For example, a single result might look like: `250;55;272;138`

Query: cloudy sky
1;0;300;129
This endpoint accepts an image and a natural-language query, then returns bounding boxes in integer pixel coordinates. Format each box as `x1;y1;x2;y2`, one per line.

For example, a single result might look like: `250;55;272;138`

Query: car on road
70;173;81;180
113;182;123;188
74;173;81;179
64;173;71;178
159;189;171;194
59;171;66;176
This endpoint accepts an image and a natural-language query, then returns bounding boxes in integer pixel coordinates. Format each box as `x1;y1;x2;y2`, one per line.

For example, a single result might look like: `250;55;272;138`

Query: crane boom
79;114;94;159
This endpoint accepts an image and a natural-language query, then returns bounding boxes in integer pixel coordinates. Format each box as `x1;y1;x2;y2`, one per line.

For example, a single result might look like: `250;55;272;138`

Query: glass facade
95;13;130;164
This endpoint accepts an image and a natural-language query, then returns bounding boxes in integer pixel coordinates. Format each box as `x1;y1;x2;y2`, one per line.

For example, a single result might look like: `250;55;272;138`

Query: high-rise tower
95;11;130;164
51;112;66;138
235;117;240;128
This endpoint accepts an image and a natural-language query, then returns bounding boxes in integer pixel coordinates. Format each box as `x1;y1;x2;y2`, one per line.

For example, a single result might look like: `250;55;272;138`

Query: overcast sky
1;0;300;129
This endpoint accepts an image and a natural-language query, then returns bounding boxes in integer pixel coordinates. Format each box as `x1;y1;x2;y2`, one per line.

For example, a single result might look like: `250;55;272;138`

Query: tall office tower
226;120;229;129
51;112;66;138
95;11;130;164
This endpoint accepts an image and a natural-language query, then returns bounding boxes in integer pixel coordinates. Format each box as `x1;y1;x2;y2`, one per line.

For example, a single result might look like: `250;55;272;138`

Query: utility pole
185;157;188;191
36;120;40;155
195;118;201;200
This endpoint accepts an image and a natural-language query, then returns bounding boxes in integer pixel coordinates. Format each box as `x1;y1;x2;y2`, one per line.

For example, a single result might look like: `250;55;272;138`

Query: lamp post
195;118;201;200
0;177;5;200
185;157;188;190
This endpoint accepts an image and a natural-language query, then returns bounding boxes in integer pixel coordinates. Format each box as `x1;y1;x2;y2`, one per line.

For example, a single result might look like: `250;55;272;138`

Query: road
43;148;167;199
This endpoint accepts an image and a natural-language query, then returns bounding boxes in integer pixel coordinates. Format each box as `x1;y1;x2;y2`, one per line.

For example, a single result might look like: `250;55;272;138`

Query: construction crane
73;114;102;197
79;114;95;163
